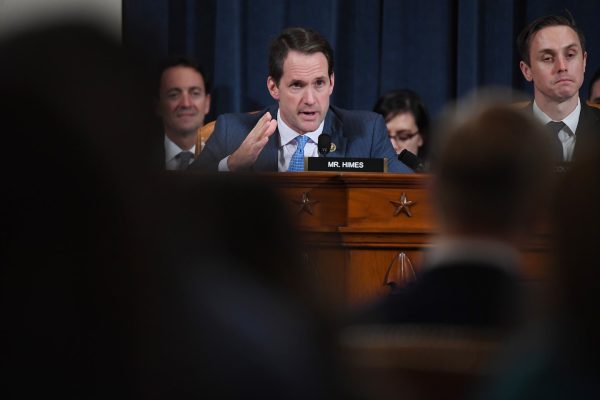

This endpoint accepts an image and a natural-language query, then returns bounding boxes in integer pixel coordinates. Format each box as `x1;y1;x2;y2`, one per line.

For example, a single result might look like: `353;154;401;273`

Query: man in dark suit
191;27;412;173
357;101;554;328
517;14;600;163
157;56;211;170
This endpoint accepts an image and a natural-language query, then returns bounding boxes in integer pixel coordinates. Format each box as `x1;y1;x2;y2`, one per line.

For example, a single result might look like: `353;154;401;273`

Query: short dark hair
268;27;334;86
374;89;430;134
157;55;211;95
374;89;430;158
517;13;586;66
589;68;600;101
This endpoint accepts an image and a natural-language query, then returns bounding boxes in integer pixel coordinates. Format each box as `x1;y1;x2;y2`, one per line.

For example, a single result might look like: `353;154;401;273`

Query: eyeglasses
389;131;420;141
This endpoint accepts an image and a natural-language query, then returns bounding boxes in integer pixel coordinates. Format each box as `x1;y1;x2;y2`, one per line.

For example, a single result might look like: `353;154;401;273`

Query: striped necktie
175;151;194;171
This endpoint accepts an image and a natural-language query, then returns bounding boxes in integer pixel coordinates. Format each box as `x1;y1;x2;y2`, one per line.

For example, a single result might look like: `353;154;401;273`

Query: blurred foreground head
0;22;333;399
432;90;554;242
0;22;162;398
0;23;334;399
149;174;335;400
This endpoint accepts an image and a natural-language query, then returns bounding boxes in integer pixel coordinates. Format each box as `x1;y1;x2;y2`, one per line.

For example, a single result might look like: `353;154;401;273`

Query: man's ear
519;61;533;82
267;76;280;100
204;94;211;115
328;72;335;95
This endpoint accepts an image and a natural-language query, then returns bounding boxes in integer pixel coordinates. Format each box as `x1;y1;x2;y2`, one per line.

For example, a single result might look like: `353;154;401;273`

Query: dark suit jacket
357;261;519;328
190;104;413;173
527;101;600;161
573;102;600;159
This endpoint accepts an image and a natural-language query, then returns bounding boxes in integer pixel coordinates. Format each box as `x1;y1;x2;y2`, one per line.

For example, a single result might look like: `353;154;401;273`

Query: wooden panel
263;173;347;231
284;185;347;231
341;173;436;231
203;172;551;307
346;187;434;231
346;248;427;307
301;245;347;311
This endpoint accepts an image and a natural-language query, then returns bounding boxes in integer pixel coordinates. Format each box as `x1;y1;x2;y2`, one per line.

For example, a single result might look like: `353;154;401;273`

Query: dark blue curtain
123;0;600;121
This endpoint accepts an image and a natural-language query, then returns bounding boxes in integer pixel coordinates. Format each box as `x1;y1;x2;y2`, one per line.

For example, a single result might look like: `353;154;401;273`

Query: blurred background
3;0;598;119
120;0;600;120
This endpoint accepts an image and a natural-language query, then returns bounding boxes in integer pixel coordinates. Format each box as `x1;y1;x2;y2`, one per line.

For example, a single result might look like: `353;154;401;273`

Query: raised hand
227;112;278;171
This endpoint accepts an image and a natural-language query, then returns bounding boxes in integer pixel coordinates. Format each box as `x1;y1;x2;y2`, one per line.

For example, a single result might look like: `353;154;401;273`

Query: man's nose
180;93;192;107
556;55;568;72
303;88;316;105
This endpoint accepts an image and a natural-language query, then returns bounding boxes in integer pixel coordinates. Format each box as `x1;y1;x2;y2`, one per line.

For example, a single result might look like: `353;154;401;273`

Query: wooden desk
257;172;551;309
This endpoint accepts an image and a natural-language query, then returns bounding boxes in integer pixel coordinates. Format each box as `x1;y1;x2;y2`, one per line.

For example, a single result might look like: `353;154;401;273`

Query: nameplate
306;157;387;172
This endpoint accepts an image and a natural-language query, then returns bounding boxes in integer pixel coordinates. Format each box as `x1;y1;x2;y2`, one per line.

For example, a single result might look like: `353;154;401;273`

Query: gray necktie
175;151;194;171
546;121;566;162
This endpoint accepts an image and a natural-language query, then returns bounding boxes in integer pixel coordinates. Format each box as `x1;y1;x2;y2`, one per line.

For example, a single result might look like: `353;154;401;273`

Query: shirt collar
277;109;324;147
532;98;581;135
164;134;195;162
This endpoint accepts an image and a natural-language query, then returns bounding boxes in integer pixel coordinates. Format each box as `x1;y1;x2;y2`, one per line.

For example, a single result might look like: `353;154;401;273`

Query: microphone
318;133;331;157
398;149;425;172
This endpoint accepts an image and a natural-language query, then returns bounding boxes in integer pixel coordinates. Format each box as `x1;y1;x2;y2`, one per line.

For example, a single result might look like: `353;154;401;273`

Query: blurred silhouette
480;131;600;399
374;89;430;170
357;93;554;328
1;23;337;399
0;22;160;398
343;92;555;400
143;174;339;399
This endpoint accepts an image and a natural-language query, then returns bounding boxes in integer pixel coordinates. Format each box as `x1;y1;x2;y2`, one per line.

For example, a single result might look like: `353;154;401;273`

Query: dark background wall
123;0;600;121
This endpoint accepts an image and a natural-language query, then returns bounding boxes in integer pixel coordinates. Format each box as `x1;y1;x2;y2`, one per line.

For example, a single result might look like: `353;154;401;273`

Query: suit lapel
577;103;600;135
253;130;279;171
323;107;348;157
573;103;600;160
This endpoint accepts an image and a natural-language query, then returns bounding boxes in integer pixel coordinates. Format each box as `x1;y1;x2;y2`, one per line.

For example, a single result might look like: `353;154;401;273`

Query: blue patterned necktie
287;135;310;172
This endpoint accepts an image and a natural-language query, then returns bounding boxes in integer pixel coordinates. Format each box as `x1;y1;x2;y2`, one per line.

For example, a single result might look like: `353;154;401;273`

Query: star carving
390;192;416;217
293;192;319;215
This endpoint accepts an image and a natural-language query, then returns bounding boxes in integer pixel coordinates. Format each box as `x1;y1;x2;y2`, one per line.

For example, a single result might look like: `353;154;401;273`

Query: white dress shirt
276;109;322;171
218;109;324;172
164;134;195;170
532;98;581;162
